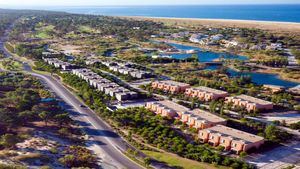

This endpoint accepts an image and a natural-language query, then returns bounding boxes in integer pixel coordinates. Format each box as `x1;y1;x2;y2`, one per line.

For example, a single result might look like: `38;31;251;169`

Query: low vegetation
0;72;97;168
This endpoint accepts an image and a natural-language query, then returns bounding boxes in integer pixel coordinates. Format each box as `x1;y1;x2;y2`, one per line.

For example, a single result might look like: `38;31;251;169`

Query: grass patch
0;58;23;71
35;25;55;39
0;163;26;169
143;150;228;169
79;26;96;33
65;31;79;38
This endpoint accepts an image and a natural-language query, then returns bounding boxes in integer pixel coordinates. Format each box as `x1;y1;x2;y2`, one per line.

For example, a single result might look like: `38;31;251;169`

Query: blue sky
0;0;299;6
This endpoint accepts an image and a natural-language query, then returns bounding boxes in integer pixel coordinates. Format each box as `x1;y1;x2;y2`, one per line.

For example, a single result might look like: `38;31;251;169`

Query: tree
239;152;248;158
39;111;52;126
0;134;19;148
54;113;72;127
264;125;291;143
143;157;151;166
59;146;97;168
0;110;19;131
18;110;37;125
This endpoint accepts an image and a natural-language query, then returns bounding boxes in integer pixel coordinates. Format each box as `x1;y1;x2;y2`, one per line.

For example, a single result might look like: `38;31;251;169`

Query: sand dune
123;16;300;35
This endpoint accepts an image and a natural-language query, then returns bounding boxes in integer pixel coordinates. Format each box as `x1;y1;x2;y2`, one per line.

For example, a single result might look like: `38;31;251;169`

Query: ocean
46;5;300;23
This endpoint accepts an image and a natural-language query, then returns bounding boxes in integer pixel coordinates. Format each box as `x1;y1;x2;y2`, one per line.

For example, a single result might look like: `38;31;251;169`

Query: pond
167;42;248;62
227;69;299;88
165;42;299;88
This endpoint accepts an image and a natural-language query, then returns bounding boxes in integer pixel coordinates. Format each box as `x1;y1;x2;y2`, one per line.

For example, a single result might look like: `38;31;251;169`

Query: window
222;139;225;143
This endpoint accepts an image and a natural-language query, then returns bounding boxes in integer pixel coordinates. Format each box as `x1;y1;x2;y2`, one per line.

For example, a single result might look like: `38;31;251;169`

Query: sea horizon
2;4;300;23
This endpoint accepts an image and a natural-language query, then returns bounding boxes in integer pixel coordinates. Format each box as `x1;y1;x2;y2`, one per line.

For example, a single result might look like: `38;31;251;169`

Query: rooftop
156;80;190;87
155;100;190;113
206;125;264;143
190;109;226;123
235;95;273;105
263;84;285;89
193;86;228;95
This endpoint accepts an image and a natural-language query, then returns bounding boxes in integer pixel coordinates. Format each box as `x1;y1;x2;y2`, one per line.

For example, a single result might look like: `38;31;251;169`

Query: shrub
59;146;97;168
0;134;20;148
0;164;26;169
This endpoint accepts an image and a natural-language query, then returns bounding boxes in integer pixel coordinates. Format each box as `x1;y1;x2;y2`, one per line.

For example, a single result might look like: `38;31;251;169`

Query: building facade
225;95;273;112
146;100;190;118
185;86;228;101
198;125;264;154
151;80;190;93
180;109;227;130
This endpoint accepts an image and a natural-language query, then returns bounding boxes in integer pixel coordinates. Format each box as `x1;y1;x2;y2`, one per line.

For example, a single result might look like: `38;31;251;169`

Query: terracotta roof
154;100;190;113
193;86;228;95
235;95;273;105
155;80;190;87
206;125;264;143
190;109;226;123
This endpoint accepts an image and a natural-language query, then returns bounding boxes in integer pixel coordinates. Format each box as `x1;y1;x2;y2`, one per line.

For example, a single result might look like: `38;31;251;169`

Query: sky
0;0;300;6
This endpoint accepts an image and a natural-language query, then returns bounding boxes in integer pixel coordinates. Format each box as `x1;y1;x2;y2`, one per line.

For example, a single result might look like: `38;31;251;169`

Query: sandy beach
123;16;300;35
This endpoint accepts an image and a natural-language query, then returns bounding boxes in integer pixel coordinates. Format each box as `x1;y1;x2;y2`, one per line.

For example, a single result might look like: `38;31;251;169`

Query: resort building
85;58;101;65
180;109;226;130
43;58;76;70
266;43;283;51
198;125;264;154
151;80;191;93
225;95;273;112
146;100;190;118
185;86;228;101
103;61;152;79
221;40;239;48
263;85;285;93
210;34;224;41
189;33;209;43
72;68;138;102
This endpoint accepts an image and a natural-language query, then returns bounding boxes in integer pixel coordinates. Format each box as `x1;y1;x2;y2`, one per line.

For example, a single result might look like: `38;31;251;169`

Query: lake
166;42;299;88
168;43;248;62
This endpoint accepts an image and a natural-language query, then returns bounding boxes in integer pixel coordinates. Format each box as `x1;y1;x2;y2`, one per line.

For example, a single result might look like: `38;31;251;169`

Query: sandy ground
123;16;300;35
54;44;83;55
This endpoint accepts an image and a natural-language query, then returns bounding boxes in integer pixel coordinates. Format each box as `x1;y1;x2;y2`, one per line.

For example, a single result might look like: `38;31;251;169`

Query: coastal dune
123;16;300;35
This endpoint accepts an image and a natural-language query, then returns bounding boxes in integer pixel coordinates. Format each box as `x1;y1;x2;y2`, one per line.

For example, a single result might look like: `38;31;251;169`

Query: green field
79;25;96;33
142;150;228;169
0;59;23;71
35;25;55;39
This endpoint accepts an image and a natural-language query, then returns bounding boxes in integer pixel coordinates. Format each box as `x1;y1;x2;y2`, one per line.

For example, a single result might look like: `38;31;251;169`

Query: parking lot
247;140;300;169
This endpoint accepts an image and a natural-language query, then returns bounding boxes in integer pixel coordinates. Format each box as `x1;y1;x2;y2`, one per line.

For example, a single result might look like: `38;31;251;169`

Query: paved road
0;23;15;57
247;140;300;169
29;71;143;169
1;27;144;169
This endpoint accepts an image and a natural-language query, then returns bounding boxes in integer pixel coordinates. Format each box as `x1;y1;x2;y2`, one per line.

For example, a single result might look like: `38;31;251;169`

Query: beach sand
123;16;300;35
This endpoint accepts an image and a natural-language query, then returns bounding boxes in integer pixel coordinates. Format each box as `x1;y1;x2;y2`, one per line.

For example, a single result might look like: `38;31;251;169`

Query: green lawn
0;59;23;71
35;25;55;39
79;25;96;33
142;150;228;169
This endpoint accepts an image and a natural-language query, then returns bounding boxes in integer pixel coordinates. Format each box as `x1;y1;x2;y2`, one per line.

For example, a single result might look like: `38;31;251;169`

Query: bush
59;146;97;168
290;122;300;130
0;164;26;169
144;157;151;166
239;152;248;158
0;134;20;148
